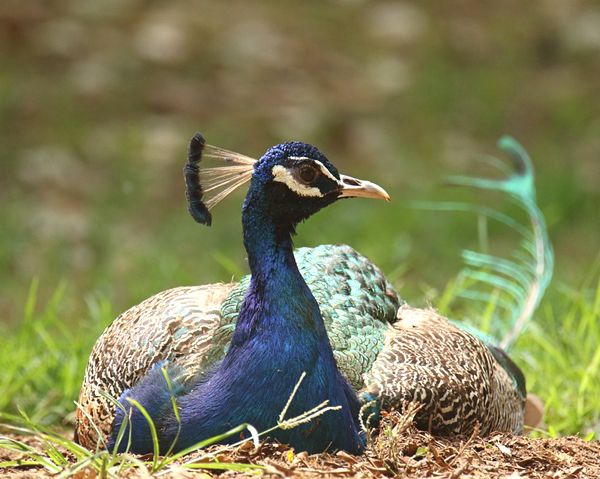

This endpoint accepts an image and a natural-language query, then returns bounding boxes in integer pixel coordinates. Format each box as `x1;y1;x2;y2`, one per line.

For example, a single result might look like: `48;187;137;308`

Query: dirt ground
2;411;599;479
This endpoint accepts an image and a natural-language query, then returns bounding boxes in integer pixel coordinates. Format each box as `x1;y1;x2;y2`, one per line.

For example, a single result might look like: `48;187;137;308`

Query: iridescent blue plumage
107;138;390;454
76;135;551;454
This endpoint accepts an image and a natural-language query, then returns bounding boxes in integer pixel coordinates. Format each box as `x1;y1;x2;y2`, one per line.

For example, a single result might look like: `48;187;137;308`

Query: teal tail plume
426;136;554;350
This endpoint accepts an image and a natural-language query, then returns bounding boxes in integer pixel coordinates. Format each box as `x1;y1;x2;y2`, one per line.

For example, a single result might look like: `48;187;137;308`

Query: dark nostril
343;177;360;186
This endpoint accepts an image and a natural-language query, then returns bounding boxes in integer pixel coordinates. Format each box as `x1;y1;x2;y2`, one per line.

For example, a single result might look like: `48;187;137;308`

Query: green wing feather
425;136;554;350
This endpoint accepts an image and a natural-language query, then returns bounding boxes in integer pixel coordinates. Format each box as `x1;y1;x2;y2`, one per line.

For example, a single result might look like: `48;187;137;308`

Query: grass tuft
513;274;600;437
0;280;105;426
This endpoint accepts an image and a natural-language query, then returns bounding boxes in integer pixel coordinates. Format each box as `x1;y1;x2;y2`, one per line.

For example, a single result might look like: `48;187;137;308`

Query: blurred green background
1;0;599;328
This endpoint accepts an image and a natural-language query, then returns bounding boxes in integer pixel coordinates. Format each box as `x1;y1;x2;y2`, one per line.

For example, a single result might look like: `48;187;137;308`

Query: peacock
74;133;552;455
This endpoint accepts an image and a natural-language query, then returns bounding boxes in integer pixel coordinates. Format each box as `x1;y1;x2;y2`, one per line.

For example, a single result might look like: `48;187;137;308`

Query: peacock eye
297;165;319;184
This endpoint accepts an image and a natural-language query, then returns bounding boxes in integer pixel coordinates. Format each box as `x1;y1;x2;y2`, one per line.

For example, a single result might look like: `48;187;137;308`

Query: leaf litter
1;408;599;478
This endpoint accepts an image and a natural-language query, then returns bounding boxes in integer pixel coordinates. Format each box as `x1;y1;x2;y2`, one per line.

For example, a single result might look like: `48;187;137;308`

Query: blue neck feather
110;172;364;454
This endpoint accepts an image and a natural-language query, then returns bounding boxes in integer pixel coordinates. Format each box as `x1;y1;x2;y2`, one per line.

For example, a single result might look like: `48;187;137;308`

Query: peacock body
75;134;551;455
77;244;401;452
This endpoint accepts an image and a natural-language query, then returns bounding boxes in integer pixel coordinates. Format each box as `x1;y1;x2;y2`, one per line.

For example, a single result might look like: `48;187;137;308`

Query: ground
2;411;599;479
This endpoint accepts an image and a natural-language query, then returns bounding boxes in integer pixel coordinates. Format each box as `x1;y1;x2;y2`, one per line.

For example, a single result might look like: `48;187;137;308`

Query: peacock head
247;141;389;230
184;132;389;229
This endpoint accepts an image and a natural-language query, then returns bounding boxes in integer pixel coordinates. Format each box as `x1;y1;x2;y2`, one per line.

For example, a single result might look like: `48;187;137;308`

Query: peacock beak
337;174;391;201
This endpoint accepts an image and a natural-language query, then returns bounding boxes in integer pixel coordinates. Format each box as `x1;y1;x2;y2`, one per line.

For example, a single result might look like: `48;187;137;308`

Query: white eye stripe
287;157;343;185
271;165;325;197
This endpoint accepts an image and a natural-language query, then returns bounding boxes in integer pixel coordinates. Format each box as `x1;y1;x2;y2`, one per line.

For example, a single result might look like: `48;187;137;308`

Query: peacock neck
243;213;296;279
230;195;326;349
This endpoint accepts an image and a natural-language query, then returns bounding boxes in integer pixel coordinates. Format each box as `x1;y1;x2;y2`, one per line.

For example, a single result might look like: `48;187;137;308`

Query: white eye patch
287;157;341;183
272;160;342;197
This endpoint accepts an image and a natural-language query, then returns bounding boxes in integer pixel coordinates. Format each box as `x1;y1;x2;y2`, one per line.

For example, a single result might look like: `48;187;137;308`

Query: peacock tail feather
420;136;554;350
